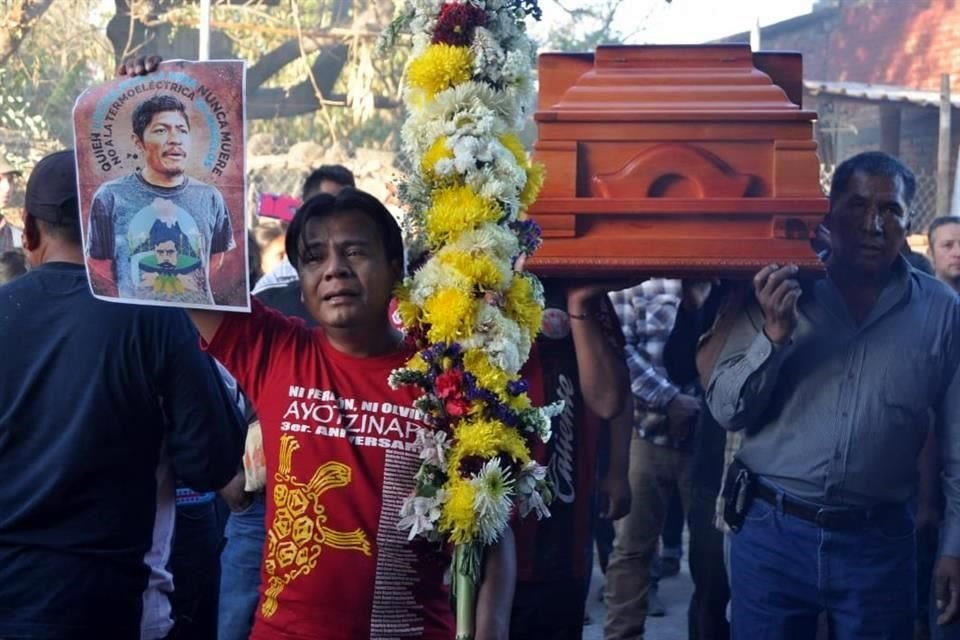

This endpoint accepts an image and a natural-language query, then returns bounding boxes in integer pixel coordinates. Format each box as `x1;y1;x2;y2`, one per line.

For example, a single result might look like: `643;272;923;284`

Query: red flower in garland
432;3;487;47
436;369;470;417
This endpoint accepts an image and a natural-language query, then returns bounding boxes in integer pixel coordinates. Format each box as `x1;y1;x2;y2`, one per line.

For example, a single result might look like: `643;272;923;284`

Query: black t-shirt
514;281;624;583
0;262;243;638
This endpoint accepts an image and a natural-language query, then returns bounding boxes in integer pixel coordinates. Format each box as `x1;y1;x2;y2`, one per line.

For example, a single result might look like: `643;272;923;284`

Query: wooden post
938;74;952;216
880;104;901;156
198;0;211;60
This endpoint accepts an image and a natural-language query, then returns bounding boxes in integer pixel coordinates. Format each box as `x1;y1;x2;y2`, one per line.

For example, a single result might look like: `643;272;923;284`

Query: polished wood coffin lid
526;44;827;277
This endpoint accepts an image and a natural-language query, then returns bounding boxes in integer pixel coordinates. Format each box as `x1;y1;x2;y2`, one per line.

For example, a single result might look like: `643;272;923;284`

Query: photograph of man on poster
86;94;235;305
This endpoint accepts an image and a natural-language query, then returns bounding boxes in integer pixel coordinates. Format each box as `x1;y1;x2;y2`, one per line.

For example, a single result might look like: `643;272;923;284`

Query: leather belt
753;482;897;530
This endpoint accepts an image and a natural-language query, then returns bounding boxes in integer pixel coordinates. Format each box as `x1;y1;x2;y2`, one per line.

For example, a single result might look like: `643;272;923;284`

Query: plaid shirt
609;279;691;448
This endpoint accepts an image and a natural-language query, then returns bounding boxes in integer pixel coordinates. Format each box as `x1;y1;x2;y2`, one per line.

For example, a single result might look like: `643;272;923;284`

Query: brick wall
723;0;960;90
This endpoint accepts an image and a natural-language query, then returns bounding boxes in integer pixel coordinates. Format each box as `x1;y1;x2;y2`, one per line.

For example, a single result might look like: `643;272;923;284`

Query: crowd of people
4;59;960;640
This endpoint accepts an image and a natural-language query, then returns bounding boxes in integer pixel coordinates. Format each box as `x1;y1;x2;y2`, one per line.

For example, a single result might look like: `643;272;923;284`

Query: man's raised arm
706;265;799;431
188;310;225;344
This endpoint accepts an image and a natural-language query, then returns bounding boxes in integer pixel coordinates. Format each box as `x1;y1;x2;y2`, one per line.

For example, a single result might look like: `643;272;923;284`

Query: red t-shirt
205;300;454;640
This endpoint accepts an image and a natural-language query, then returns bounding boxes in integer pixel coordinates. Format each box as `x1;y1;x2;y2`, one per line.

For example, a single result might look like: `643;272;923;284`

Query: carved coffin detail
591;144;758;199
527;44;828;278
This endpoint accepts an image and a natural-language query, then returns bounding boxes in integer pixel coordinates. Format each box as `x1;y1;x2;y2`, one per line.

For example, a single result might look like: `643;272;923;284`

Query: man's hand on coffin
117;55;162;77
665;393;700;441
754;263;801;345
566;279;640;315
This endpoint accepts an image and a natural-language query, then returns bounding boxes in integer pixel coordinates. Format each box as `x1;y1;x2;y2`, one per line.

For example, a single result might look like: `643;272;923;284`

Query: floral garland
380;1;555;637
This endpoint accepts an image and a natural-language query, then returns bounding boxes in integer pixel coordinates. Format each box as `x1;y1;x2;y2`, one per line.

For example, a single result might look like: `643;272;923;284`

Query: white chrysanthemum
398;492;446;541
415;428;450;468
388;369;404;390
516;461;551;520
451;134;498;173
471;26;507;81
471;458;515;544
536;400;564;443
408;259;468;305
402;83;523;159
462;304;528;374
408;0;444;37
448;224;520;263
464;167;521;214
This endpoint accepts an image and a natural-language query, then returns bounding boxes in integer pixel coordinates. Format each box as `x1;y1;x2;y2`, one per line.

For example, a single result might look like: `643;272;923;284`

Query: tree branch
0;0;57;66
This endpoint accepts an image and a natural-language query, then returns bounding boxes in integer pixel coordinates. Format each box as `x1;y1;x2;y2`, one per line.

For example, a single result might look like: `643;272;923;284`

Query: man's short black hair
829;151;917;207
286;187;403;272
35;217;82;247
132;95;190;141
149;219;184;249
928;216;960;246
302;165;356;200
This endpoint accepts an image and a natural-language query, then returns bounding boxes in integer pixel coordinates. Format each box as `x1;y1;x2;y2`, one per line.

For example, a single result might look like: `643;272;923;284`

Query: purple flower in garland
507;379;528;396
432;3;487;47
511;219;543;256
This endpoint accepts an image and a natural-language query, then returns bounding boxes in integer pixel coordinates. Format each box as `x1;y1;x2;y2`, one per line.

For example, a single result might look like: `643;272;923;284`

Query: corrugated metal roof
804;80;960;109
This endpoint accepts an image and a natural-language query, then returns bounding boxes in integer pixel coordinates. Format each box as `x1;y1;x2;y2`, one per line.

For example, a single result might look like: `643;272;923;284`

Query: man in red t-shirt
186;189;515;640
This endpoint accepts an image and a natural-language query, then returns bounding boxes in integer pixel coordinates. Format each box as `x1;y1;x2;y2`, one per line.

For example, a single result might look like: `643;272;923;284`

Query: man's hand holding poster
73;59;249;311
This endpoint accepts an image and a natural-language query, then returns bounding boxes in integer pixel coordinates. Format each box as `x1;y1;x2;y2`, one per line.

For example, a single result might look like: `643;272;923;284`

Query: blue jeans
218;494;266;640
730;491;916;640
168;498;223;640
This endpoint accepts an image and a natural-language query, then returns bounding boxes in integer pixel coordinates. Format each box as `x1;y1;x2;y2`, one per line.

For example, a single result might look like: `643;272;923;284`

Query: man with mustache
87;94;234;304
708;151;960;639
136;217;206;299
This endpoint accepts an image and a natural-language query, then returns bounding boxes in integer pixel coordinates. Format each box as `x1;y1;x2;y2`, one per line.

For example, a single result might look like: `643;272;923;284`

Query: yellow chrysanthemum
405;353;429;374
440;479;479;544
421;136;454;178
507;393;532;411
425;185;501;248
393;284;421;328
449;417;532;467
407;44;473;97
499;133;529;168
504;274;543;338
462;349;509;396
423;287;476;343
520;162;546;208
437;249;507;291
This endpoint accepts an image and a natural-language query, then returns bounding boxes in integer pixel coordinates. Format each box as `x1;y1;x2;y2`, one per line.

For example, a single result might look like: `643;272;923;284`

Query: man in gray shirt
87;94;234;305
707;151;960;639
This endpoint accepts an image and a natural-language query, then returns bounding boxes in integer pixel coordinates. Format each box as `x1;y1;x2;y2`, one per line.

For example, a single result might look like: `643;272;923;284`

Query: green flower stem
453;542;482;640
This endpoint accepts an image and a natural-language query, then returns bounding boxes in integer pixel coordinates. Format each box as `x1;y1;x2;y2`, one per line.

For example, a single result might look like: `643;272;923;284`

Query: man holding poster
87;94;235;306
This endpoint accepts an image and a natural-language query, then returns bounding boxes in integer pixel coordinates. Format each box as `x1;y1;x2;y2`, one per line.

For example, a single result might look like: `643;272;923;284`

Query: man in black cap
0;149;245;639
0;156;22;252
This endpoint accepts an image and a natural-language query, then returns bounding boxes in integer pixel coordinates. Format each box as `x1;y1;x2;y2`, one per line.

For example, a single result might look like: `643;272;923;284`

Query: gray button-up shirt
707;258;960;555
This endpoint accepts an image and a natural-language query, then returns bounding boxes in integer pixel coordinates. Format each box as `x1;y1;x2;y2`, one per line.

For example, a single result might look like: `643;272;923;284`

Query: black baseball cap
25;149;79;226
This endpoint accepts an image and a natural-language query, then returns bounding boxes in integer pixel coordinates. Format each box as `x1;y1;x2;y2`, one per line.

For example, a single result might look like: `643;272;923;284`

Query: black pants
685;406;731;640
510;578;588;640
167;500;223;640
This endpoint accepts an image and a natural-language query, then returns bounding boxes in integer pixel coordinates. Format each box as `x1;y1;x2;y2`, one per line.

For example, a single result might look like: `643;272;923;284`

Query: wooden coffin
526;44;827;277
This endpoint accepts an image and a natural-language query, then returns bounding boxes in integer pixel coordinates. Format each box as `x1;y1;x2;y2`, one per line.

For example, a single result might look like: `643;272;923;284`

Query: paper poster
73;59;249;311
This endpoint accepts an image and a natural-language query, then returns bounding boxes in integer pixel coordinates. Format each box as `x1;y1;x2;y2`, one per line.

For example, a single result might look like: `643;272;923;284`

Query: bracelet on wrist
568;310;592;320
